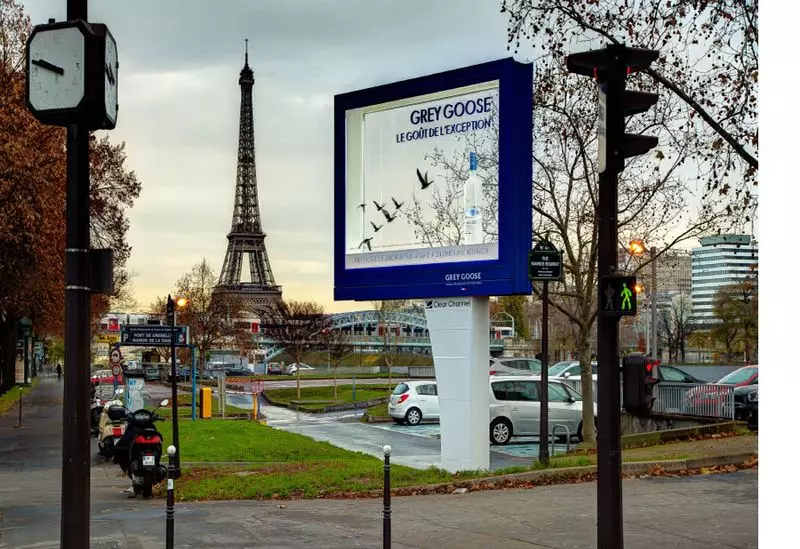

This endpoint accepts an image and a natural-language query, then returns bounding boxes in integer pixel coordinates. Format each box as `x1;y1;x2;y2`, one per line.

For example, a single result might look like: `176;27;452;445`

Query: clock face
104;31;118;125
28;27;85;112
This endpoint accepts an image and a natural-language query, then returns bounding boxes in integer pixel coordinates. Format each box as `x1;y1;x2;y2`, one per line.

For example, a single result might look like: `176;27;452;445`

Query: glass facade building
691;234;758;326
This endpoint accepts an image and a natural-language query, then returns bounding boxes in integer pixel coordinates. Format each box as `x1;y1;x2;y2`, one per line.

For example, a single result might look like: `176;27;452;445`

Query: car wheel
404;407;422;426
490;418;512;445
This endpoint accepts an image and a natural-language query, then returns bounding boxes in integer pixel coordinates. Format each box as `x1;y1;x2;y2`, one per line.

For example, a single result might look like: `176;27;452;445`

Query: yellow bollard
200;387;212;419
253;394;258;420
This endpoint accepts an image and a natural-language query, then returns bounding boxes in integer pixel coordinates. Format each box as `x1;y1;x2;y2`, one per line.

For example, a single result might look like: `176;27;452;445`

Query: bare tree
174;259;243;376
503;0;758;224
658;293;694;363
324;328;355;401
372;300;407;384
261;299;329;399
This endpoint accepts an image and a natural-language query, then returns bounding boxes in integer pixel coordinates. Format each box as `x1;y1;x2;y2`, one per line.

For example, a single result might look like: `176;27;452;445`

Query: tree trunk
577;323;596;447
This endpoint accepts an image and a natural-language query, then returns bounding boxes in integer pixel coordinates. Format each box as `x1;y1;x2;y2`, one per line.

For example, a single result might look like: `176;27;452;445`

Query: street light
629;241;657;360
166;294;188;477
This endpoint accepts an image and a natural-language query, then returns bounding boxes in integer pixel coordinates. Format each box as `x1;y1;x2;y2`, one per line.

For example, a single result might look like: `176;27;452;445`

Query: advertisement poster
345;81;500;270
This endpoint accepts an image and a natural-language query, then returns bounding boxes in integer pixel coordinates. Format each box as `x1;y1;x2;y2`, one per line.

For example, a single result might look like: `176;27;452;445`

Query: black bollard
17;387;22;428
166;444;176;549
383;444;392;549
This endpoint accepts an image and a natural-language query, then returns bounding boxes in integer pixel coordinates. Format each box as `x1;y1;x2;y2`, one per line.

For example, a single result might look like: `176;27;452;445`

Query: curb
391;452;757;496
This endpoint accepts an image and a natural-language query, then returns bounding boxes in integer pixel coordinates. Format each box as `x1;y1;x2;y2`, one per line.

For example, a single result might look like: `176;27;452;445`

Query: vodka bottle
463;152;483;245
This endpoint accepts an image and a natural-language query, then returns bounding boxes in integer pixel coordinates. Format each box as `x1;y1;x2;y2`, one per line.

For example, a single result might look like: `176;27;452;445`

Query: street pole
167;295;181;476
61;0;91;542
191;346;197;421
538;281;550;465
650;247;658;361
596;66;625;549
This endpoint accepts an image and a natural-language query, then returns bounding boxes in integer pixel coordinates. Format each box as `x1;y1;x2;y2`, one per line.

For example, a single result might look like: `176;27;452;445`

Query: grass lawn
0;378;40;416
160;421;755;501
251;372;413;381
160;419;509;501
265;384;392;411
361;402;391;422
271;351;434;368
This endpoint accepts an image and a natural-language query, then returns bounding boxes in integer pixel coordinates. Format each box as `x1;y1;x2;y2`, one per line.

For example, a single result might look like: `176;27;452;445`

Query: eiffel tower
214;41;282;314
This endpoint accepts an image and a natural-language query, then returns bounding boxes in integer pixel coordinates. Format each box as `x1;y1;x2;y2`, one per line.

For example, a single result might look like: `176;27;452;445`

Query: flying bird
381;209;398;223
373;200;386;212
358;237;373;251
357;203;366;211
370;221;383;232
391;197;405;210
416;168;434;190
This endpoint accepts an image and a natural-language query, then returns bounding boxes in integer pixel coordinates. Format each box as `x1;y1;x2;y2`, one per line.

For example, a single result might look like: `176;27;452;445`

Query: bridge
256;310;511;361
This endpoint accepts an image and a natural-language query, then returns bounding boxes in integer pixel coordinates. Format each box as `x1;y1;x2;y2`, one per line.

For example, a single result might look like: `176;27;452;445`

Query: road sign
528;241;563;281
111;364;121;377
251;381;264;394
97;333;120;344
120;325;190;346
599;275;637;317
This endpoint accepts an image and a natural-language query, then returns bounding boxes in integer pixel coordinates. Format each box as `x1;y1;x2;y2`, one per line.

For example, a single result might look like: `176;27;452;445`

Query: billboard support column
425;296;489;472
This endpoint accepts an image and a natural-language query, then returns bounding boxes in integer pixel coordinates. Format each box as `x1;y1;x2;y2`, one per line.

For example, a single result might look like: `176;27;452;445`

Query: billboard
334;58;532;301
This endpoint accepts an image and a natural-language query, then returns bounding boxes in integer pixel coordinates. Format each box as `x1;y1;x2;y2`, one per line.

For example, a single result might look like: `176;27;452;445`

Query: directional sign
528;241;563;281
120;324;190;346
599;275;637;317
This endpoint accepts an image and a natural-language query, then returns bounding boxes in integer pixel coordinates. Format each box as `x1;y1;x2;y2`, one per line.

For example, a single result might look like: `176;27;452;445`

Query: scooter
90;397;104;438
97;390;128;458
112;399;169;499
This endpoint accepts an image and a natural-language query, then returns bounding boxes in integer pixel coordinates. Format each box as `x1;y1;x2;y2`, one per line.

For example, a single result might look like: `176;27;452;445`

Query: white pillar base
425;296;490;472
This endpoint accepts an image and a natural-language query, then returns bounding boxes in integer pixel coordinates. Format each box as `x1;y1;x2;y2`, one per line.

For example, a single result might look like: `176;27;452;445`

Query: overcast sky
22;0;518;313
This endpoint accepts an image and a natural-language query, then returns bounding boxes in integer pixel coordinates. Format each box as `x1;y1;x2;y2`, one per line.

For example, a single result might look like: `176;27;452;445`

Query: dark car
225;367;252;377
733;384;758;429
683;365;758;416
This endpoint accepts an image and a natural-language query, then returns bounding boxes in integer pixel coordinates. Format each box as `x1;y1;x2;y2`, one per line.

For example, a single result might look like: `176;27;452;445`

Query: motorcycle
112;399;169;499
97;389;128;458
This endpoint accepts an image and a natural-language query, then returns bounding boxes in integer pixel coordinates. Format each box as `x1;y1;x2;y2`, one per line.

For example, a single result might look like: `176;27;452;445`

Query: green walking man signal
599;275;637;317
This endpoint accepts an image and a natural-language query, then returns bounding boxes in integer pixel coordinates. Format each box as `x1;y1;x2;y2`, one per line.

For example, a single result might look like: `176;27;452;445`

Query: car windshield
392;383;409;395
717;367;757;385
548;361;574;376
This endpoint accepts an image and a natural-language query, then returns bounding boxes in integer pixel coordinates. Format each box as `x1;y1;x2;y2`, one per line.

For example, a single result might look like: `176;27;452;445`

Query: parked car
225;367;252;377
489;375;595;445
656;364;706;384
388;381;439;425
168;367;191;382
267;363;283;375
733;384;758;430
91;369;122;385
683;365;758;416
143;365;160;381
548;360;598;380
286;363;314;376
489;357;542;376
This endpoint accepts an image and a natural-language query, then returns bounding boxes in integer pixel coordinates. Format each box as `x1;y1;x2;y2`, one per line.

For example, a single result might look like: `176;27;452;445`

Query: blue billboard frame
333;57;532;301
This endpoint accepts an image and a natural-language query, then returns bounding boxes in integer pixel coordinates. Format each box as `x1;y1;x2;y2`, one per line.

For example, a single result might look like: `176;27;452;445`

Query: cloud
23;0;512;313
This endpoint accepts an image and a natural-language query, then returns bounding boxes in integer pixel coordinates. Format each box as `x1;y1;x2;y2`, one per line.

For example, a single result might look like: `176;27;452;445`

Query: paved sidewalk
0;379;758;548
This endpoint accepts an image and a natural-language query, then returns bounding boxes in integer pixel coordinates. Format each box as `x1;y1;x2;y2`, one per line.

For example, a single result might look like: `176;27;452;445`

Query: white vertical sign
597;84;607;172
425;296;490;472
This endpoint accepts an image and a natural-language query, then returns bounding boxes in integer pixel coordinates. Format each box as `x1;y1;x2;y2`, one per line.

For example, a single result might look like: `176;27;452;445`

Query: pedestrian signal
599;275;638;317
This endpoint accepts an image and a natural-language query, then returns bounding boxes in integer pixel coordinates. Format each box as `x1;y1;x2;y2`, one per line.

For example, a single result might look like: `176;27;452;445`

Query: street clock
26;20;118;130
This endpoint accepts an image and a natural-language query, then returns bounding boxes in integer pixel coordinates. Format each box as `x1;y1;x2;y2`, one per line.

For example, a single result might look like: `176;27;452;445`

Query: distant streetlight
628;241;658;360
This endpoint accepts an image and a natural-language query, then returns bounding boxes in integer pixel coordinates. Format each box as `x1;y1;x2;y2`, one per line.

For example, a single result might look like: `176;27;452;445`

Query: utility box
200;387;212;419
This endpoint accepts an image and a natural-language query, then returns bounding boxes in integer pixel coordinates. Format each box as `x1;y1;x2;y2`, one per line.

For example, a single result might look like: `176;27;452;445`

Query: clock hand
32;58;64;75
105;63;116;85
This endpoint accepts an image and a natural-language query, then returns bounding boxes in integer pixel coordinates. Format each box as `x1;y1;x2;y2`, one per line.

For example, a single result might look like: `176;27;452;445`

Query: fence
652;382;735;420
560;379;734;420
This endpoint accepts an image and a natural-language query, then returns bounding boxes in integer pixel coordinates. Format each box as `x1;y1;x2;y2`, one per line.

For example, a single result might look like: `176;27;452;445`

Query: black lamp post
166;294;183;476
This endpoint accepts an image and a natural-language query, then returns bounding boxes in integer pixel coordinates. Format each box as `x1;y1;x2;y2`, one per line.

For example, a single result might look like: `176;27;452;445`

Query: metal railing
652;382;735;420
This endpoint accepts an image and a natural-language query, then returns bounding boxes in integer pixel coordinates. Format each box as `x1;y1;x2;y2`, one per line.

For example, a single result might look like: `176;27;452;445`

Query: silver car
489;357;542;376
488;375;597;445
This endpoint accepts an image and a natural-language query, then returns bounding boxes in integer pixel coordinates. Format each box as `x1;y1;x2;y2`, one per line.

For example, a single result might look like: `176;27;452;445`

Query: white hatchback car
388;381;439;425
488;375;597;445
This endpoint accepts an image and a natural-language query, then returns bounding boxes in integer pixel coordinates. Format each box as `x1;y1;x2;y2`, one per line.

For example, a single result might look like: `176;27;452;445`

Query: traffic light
599;275;637;317
622;352;659;416
566;45;660;175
